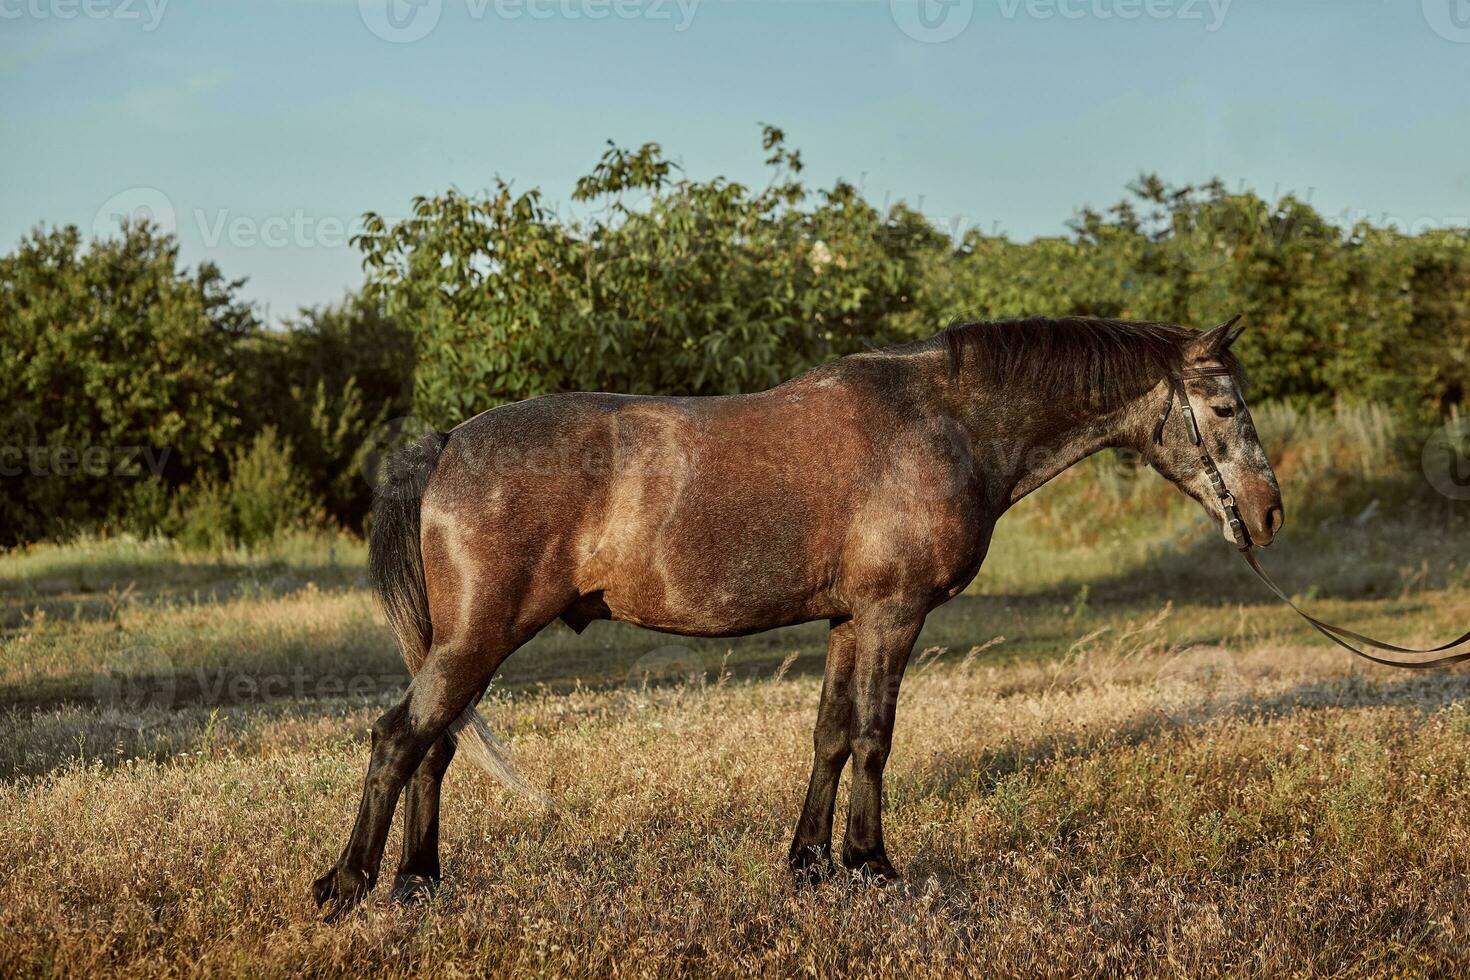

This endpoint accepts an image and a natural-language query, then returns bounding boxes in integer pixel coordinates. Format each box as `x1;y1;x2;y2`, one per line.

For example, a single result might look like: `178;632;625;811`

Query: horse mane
934;316;1244;408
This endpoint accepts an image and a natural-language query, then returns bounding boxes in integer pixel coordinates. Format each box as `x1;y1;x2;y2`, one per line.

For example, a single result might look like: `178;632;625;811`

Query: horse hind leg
389;733;455;903
313;591;563;920
311;644;497;920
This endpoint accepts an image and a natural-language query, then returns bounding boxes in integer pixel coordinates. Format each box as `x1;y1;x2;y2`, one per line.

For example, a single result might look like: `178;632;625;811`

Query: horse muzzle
1233;484;1284;548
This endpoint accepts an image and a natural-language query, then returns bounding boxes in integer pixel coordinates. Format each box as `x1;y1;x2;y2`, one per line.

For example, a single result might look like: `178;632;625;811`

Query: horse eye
1212;405;1235;419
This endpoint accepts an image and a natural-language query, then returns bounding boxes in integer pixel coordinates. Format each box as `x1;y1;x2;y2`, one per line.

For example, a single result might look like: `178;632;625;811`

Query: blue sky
3;0;1468;319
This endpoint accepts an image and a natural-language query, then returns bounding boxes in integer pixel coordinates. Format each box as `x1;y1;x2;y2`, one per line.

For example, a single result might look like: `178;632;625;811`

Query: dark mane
934;316;1243;408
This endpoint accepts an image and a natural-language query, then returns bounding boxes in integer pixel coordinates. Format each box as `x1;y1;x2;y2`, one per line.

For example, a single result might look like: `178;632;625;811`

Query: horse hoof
841;851;900;884
850;862;900;885
312;865;373;922
787;844;835;886
390;873;440;905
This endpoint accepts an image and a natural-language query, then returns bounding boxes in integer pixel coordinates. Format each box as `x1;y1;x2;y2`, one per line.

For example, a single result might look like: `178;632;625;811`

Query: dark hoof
841;849;900;884
787;843;836;886
312;865;373;922
390;873;440;905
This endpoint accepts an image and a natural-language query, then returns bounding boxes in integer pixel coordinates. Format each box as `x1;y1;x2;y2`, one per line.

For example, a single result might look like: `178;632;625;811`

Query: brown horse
313;315;1283;918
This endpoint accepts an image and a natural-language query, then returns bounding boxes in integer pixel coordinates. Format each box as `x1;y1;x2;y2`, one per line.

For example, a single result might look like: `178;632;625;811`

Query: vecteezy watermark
195;209;356;250
92;648;176;711
0;445;171;478
0;0;168;30
359;0;441;42
997;0;1231;29
1165;180;1470;278
93;188;359;250
892;0;1230;42
93;187;176;240
358;0;699;43
1330;208;1470;238
623;644;713;691
889;0;974;43
187;667;405;705
1422;416;1470;501
91;661;409;711
1423;0;1470;43
1150;644;1243;726
359;416;439;498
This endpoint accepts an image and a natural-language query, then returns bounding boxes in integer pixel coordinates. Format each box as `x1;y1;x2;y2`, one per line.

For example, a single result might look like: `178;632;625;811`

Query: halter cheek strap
1155;367;1249;551
1157;367;1470;669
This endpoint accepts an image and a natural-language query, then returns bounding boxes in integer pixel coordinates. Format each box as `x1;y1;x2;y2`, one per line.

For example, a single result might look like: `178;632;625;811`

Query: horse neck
944;372;1159;508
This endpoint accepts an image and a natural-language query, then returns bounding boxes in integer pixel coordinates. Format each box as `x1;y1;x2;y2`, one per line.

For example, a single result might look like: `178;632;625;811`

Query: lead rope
1239;549;1470;670
1162;371;1470;670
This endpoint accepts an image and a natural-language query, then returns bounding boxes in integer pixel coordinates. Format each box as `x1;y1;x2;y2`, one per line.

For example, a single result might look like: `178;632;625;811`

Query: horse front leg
787;618;856;882
840;602;925;881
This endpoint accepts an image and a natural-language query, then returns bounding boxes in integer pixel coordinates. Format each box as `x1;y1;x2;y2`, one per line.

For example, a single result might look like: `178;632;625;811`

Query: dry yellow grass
6;594;1470;976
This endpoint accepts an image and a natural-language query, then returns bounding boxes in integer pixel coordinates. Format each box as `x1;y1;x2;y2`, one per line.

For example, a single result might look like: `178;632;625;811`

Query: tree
0;222;257;544
355;126;943;427
922;177;1470;414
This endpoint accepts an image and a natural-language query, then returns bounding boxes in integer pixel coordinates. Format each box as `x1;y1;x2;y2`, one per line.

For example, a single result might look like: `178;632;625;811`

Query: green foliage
356;126;943;427
0;222;256;545
233;294;414;528
360;134;1467;430
0;223;413;544
925;177;1470;414
171;428;319;550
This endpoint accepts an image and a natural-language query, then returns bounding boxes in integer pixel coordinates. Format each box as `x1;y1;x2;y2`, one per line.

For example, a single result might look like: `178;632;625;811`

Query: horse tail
368;430;541;801
368;431;444;676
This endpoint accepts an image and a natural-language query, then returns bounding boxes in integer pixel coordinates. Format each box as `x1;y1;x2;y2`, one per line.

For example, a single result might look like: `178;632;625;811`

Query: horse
312;315;1283;919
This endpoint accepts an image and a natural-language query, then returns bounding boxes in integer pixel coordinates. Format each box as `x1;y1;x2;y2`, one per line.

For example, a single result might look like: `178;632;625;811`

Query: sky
2;0;1468;320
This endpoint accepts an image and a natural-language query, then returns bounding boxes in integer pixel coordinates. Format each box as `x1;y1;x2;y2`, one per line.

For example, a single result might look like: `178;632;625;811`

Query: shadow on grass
0;589;1055;716
1017;504;1469;608
905;666;1470;815
0;694;395;781
5;557;1457;719
12;645;1469;792
0;559;368;632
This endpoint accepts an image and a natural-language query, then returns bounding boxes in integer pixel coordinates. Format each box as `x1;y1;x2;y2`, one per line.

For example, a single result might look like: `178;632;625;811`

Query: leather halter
1157;365;1470;670
1154;364;1251;553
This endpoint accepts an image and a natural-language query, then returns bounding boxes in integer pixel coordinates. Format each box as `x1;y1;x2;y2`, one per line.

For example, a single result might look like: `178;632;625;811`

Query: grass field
4;433;1470;977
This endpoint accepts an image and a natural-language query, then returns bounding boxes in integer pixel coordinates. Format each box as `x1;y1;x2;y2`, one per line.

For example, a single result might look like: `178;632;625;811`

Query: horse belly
581;477;843;636
573;389;861;636
594;541;835;637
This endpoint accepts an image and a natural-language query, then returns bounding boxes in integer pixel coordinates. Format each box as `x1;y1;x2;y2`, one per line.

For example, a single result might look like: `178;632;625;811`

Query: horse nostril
1266;504;1284;537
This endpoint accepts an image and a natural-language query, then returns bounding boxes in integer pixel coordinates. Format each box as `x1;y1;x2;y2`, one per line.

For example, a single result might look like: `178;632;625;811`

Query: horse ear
1187;314;1244;360
1224;320;1246;348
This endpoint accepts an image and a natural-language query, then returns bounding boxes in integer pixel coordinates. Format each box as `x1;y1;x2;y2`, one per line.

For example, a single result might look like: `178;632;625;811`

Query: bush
922;178;1470;416
232;294;414;530
355;127;943;427
170;428;318;551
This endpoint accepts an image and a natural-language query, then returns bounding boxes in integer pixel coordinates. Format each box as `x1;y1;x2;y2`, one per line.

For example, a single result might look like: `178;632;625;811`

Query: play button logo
1424;0;1470;42
360;0;443;43
890;0;974;44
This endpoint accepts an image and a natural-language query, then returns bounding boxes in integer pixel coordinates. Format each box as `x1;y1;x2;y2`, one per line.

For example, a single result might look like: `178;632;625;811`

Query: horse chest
835;493;989;605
